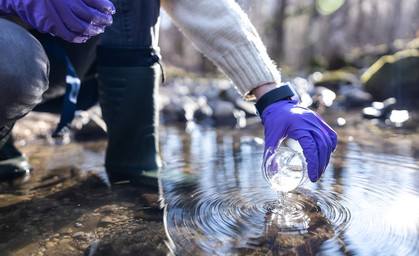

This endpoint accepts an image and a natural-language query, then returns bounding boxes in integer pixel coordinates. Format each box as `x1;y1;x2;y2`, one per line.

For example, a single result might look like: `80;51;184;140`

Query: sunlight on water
386;193;419;228
159;125;419;255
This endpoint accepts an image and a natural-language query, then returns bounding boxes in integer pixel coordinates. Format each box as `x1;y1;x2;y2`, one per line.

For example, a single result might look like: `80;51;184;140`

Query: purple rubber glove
0;0;115;43
261;100;337;182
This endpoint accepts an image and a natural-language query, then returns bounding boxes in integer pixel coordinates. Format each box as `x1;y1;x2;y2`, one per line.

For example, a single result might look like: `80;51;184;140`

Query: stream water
0;110;418;255
158;113;419;255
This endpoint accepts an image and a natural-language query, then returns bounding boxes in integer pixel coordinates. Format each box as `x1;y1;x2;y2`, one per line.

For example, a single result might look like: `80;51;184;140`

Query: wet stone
60;227;73;234
74;222;83;228
97;204;118;214
141;193;160;208
45;242;54;248
120;202;136;208
72;231;88;239
98;217;113;227
78;242;90;251
59;238;73;245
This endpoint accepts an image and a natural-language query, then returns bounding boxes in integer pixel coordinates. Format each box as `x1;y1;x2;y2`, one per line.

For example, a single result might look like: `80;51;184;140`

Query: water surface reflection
159;119;419;255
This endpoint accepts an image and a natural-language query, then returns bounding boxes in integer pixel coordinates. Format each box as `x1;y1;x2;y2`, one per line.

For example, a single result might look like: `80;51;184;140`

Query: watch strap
255;83;294;116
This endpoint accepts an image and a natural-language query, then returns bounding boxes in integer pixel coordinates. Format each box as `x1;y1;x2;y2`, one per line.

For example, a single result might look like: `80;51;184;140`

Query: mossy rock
361;49;419;107
406;38;419;50
311;69;359;91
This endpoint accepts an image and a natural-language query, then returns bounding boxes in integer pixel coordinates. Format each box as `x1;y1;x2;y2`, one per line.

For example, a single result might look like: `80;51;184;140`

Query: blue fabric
39;37;81;137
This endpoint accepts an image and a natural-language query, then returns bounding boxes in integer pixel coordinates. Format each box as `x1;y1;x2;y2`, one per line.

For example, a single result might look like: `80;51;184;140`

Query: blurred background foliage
159;0;419;76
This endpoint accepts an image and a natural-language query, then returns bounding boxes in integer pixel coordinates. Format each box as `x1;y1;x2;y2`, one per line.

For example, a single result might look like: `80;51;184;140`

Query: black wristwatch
255;83;294;116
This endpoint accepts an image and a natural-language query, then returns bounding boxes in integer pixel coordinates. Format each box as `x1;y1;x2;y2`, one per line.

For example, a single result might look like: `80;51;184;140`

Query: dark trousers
0;0;161;139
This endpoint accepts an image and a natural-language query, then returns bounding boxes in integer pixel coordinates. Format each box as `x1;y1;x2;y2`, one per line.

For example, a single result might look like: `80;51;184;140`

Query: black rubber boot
0;129;32;180
97;47;162;187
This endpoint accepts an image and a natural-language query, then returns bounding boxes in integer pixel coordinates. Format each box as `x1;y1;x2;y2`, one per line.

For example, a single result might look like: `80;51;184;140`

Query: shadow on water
0;109;419;255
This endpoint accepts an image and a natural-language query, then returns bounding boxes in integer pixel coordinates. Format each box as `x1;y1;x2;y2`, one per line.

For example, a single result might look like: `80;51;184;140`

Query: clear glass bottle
262;138;308;197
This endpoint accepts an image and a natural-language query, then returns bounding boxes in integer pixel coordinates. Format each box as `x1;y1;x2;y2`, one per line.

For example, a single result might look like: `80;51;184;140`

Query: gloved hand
261;100;337;182
0;0;115;43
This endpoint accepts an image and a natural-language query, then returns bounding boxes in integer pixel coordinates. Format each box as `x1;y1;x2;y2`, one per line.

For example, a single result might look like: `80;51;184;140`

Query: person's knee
0;18;49;127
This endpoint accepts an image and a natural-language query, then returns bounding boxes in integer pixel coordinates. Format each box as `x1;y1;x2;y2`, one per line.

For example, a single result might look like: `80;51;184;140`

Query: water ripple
159;127;419;255
314;191;352;234
163;179;337;255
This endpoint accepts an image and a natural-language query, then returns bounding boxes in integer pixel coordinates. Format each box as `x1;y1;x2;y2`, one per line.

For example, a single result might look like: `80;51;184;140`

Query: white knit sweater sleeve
161;0;281;96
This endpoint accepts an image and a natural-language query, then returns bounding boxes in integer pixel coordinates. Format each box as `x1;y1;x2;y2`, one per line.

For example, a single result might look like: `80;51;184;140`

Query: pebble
100;217;113;224
120;202;136;208
60;227;73;234
98;205;118;213
72;231;87;239
66;245;76;251
59;238;73;245
79;243;90;250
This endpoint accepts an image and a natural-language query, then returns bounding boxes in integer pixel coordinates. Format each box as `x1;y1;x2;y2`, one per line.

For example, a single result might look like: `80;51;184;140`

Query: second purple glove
261;100;337;182
0;0;115;43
